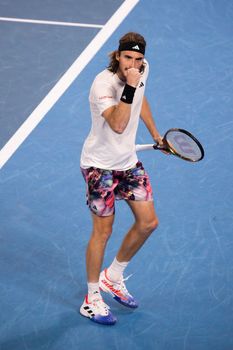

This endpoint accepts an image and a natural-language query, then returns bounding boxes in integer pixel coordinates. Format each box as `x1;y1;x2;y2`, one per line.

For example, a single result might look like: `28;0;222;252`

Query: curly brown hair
107;32;146;73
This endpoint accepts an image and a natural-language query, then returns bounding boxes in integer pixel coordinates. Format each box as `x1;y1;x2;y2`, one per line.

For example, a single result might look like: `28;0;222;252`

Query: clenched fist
126;68;141;88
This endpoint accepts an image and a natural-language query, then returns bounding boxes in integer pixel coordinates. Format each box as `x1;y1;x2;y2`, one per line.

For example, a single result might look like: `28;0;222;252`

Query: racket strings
165;130;204;161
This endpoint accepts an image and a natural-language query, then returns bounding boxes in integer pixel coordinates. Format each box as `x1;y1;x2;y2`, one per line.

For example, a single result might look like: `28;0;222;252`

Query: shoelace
114;274;133;296
92;298;110;315
123;273;133;282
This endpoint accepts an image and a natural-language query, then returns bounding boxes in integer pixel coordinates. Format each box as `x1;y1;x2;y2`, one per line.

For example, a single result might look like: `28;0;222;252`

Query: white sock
107;257;129;283
87;282;100;300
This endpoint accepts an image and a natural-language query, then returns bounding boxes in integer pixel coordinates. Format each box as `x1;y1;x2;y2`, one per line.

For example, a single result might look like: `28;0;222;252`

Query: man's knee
140;216;159;237
150;217;159;231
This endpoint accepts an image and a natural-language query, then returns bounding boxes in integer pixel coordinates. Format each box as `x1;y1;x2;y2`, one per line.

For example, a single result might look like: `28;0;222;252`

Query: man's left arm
140;96;163;146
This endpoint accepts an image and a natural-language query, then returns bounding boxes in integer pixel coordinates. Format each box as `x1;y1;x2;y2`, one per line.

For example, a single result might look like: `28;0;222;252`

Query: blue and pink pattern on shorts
81;161;153;216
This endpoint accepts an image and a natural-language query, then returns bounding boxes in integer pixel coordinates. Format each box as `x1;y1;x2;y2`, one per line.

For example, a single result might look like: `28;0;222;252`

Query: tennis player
80;32;164;325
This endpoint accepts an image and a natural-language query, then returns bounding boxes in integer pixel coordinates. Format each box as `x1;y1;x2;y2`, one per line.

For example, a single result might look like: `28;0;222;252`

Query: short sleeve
89;80;118;116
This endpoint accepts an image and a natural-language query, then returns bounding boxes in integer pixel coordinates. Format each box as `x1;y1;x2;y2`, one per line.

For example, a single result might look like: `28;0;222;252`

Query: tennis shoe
80;294;117;325
99;269;138;308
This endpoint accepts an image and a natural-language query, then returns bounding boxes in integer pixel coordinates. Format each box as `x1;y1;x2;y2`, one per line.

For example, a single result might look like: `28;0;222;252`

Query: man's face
116;50;144;80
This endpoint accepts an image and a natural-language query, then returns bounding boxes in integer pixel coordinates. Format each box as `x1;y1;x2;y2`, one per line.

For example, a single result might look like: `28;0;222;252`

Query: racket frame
137;128;204;162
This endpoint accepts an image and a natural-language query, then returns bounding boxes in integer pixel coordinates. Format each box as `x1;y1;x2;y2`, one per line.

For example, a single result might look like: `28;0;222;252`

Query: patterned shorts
81;161;153;217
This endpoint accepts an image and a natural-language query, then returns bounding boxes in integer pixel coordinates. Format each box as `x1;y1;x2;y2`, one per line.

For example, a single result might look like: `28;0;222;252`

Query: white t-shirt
80;60;149;170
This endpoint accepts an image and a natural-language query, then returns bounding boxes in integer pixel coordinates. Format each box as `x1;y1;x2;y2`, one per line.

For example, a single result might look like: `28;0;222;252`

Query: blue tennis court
0;0;233;349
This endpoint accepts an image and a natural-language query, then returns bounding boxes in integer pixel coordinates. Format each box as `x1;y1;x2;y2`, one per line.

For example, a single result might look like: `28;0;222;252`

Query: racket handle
135;144;158;151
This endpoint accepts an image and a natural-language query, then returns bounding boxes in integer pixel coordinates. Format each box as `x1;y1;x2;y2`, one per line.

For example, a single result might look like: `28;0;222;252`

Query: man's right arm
102;102;132;134
102;68;141;134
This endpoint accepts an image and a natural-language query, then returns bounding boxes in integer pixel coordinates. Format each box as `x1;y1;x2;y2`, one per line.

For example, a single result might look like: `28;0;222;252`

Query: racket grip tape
135;144;155;151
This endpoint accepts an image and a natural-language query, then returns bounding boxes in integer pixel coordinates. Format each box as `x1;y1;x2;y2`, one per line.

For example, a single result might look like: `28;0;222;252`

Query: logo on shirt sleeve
99;95;113;100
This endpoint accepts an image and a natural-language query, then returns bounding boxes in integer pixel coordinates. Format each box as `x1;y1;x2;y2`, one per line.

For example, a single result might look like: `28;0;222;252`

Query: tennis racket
136;128;204;162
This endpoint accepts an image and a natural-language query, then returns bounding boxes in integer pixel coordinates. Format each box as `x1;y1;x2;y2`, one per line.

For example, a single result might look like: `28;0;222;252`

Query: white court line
0;16;104;28
0;0;139;169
